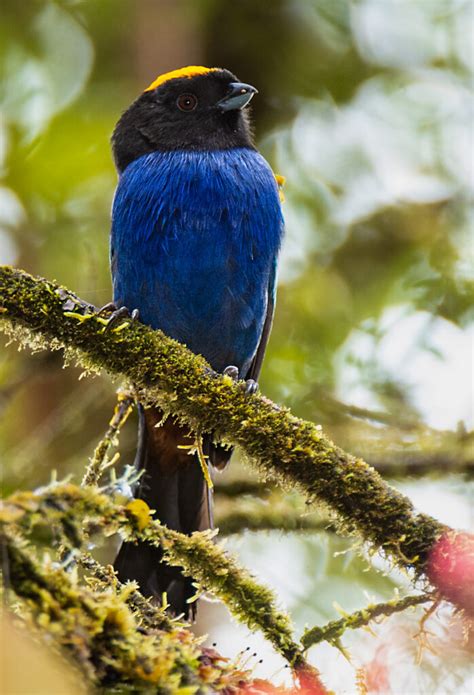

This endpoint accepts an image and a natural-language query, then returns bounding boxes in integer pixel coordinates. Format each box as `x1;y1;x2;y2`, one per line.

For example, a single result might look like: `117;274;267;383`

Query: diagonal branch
301;593;433;651
1;266;472;614
1;481;308;668
0;527;258;692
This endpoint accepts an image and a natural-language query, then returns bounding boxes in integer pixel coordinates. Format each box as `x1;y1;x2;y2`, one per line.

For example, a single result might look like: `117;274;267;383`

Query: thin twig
195;435;214;490
78;551;174;631
215;496;335;535
301;593;434;651
82;392;134;487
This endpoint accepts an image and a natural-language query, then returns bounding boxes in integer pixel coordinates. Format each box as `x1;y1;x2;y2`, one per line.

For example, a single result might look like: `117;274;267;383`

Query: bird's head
112;66;257;172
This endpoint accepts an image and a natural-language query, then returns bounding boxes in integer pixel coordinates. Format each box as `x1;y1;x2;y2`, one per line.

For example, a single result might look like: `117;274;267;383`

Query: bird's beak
217;82;258;111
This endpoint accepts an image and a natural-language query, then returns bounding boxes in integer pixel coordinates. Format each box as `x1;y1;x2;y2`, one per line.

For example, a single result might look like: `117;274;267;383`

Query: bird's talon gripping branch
96;301;116;315
105;307;130;332
244;379;259;395
223;365;239;381
97;304;140;332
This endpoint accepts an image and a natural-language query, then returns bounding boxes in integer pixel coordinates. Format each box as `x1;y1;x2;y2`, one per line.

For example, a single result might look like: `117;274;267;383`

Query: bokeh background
1;1;473;693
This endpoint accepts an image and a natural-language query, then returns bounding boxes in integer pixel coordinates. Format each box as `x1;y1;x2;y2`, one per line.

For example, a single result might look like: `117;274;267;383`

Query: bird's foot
244;379;258;396
97;302;140;331
223;366;258;395
223;365;239;381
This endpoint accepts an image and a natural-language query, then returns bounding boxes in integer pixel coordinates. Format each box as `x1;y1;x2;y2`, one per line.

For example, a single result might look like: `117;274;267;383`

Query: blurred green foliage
1;2;473;690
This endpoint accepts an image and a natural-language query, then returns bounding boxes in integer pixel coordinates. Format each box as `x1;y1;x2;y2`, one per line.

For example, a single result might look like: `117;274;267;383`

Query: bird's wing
246;257;278;382
208;259;277;471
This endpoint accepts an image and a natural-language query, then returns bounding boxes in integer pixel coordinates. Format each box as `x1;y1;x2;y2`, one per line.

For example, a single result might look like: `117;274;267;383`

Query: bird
109;66;284;618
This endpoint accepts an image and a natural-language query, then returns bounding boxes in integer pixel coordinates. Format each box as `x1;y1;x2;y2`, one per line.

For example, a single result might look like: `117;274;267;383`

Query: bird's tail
114;406;213;619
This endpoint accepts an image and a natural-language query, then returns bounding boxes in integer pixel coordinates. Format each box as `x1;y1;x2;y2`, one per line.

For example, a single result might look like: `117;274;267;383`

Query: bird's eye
177;93;198;111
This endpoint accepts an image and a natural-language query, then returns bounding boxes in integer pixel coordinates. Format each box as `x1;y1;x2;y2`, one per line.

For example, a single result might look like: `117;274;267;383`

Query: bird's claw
97;303;140;331
244;379;258;396
223;367;257;395
223;365;239;381
96;302;116;315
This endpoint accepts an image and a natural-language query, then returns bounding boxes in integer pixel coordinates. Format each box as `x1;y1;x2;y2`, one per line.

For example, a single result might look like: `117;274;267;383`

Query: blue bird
110;66;284;617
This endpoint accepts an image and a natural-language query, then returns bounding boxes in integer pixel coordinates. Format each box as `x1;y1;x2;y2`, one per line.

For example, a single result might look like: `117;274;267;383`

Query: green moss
2;480;306;667
301;593;433;651
78;552;175;633
82;393;134;487
0;267;448;595
1;525;264;692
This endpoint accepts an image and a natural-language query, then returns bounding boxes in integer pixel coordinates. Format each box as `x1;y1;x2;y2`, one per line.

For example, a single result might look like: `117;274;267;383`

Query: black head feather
112;68;255;172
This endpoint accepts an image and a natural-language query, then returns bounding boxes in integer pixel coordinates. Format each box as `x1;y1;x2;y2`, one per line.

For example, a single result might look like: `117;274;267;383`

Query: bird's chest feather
111;148;283;371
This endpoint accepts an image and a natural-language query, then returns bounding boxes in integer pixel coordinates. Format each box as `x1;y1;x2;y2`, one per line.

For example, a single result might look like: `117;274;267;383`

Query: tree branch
301;593;433;651
1;481;307;668
82;392;134;486
0;526;259;691
78;551;175;632
1;266;472;613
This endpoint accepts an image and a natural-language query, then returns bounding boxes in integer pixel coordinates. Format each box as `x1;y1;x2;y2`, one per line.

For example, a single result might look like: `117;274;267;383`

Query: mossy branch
0;527;254;692
0;481;307;668
0;266;469;611
78;552;175;632
82;392;134;486
301;593;433;651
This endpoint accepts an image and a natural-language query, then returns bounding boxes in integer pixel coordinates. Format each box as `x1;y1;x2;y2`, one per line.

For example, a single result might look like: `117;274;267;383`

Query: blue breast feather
111;148;284;375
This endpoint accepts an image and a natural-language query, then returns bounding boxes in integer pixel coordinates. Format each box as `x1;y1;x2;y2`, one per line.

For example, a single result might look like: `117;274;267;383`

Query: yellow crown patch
144;66;219;92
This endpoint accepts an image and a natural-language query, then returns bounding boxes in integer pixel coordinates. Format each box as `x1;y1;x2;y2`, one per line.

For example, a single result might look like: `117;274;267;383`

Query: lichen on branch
0;265;470;613
82;391;134;487
301;593;433;652
0;480;306;667
0;526;255;692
